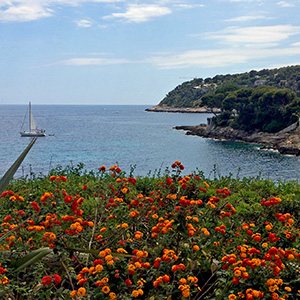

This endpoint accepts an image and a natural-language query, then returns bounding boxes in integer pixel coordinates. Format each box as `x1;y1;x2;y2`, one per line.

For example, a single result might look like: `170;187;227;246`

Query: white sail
30;110;37;131
20;102;46;137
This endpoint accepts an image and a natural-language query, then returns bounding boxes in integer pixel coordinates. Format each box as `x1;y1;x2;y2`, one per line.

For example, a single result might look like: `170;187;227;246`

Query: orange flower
77;287;86;297
109;292;116;299
193;245;200;251
132;290;140;298
102;286;110;294
70;290;77;298
134;231;143;240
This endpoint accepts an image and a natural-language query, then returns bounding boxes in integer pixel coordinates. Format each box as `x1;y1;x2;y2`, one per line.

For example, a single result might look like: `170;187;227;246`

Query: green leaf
12;247;53;272
0;138;37;194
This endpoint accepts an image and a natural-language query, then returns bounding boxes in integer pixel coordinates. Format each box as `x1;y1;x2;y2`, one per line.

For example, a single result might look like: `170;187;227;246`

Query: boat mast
29;102;32;131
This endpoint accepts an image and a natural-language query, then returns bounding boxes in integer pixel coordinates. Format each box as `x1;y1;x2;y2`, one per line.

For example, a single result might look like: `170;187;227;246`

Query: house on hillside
254;80;267;86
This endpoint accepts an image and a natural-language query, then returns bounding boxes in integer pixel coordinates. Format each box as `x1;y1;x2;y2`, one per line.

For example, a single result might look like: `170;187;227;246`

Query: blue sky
1;0;300;105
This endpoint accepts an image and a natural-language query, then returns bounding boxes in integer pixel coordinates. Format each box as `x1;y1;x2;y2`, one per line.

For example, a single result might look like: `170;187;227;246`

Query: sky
1;0;300;105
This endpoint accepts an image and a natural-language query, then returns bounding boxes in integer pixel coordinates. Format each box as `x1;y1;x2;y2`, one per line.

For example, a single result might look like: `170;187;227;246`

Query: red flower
98;165;106;172
53;274;61;285
3;215;12;222
232;277;239;284
41;275;52;286
50;176;57;181
30;201;40;212
125;279;132;287
166;178;173;185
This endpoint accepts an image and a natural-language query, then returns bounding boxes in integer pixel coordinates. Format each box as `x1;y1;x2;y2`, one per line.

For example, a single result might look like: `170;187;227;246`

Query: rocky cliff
174;121;300;155
145;105;221;114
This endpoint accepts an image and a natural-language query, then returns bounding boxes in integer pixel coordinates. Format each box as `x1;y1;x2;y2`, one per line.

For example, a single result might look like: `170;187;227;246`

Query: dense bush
0;162;300;299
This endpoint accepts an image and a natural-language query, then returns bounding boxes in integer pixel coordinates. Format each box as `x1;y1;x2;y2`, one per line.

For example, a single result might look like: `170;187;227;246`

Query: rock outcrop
174;121;300;156
145;105;221;114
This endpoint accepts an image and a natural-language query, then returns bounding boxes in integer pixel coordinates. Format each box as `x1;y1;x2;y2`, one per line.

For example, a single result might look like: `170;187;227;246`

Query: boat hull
20;131;46;137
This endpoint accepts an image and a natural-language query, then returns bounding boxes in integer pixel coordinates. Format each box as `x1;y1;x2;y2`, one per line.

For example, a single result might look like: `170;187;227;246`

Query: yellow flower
285;287;292;292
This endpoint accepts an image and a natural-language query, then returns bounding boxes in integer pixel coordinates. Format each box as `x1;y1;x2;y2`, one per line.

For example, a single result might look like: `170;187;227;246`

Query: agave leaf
0;138;37;194
12;247;53;272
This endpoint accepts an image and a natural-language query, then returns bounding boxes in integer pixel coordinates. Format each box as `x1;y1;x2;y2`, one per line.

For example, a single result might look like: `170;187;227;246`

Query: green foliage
158;65;300;133
1;163;300;299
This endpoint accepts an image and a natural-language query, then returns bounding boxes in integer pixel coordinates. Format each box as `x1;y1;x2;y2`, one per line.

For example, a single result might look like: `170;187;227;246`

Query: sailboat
20;102;46;137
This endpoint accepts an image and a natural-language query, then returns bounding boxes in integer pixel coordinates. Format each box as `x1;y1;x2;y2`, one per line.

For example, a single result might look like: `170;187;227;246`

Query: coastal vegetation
158;65;300;133
1;162;300;299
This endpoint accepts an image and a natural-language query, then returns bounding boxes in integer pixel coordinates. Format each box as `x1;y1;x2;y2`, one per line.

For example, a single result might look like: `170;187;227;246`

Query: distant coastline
145;105;221;114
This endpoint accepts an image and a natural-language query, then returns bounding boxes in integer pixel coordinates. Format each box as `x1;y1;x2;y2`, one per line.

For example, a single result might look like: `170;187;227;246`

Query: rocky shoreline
145;105;221;114
174;122;300;156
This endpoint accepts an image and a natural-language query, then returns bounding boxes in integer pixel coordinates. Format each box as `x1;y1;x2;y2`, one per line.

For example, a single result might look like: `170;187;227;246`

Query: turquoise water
1;104;300;181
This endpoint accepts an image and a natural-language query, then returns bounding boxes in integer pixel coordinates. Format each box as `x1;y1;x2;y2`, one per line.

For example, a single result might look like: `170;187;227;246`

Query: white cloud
61;57;130;66
103;4;171;23
148;44;300;69
277;1;295;7
0;0;123;22
174;4;205;9
207;25;300;45
229;0;262;2
0;3;53;22
75;19;93;27
149;49;247;69
226;15;267;22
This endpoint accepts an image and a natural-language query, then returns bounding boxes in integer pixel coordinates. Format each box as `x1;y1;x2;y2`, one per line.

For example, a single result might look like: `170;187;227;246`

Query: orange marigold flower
132;290;140;298
109;292;116;300
134;231;143;240
193;245;200;251
77;287;86;297
102;286;110;294
105;255;113;262
70;290;77;298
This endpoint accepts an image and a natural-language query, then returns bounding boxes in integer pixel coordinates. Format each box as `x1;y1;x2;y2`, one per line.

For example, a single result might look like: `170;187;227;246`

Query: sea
1;104;300;182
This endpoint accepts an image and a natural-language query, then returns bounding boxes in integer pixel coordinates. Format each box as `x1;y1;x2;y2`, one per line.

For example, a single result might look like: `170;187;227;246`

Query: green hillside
159;65;300;133
160;65;300;108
